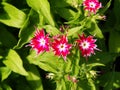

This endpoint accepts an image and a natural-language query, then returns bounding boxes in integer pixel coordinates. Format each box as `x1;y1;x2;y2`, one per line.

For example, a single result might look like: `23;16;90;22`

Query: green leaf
109;30;120;53
56;79;67;90
26;64;43;90
88;52;115;64
87;63;105;69
43;25;61;35
99;0;112;14
87;79;96;90
56;8;77;21
0;24;17;48
77;79;94;90
26;0;55;26
0;67;11;81
67;26;84;36
113;0;120;24
3;49;28;76
0;56;3;59
104;71;115;90
14;9;39;49
0;2;26;28
27;50;59;73
99;72;120;89
85;17;104;38
56;81;62;90
49;0;78;8
113;0;120;32
0;83;12;90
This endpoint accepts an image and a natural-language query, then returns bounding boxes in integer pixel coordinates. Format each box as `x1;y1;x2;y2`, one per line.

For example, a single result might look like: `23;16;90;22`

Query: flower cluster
83;0;102;14
28;29;72;61
28;0;102;60
28;28;99;60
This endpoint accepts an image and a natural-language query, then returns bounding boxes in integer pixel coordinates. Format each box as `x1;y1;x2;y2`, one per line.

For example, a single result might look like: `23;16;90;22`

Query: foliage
0;0;120;90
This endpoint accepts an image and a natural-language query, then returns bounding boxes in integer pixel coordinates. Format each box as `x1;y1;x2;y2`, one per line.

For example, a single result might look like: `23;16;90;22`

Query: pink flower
83;0;102;14
76;34;99;59
28;29;50;54
67;75;78;83
52;35;72;60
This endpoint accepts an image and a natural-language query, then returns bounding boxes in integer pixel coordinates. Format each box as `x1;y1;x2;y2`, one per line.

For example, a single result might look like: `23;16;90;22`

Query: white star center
58;44;66;52
39;38;46;46
80;41;90;49
89;2;96;8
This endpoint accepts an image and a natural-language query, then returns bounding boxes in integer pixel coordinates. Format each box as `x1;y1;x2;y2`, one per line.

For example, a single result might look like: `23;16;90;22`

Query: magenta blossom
83;0;102;14
76;34;99;59
28;29;50;54
52;35;72;60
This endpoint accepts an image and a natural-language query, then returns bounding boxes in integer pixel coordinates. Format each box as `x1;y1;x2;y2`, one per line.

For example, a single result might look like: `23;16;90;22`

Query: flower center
58;44;66;52
39;38;46;46
89;2;96;8
81;41;90;49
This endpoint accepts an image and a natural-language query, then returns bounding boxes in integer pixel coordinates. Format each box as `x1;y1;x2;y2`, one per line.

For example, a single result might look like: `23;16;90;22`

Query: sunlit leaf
3;49;28;76
26;0;55;26
27;50;59;73
85;17;104;38
43;25;61;35
0;67;11;81
87;63;105;68
0;2;26;28
67;26;84;36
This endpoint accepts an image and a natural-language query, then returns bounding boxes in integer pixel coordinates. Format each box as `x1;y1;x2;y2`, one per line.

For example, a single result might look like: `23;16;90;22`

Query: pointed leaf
26;0;55;26
100;0;112;14
0;2;26;28
3;49;28;76
0;67;11;81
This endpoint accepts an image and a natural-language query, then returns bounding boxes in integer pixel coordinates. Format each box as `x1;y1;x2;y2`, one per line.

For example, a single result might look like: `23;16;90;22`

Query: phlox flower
52;35;72;60
28;29;50;54
83;0;102;14
76;33;99;59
